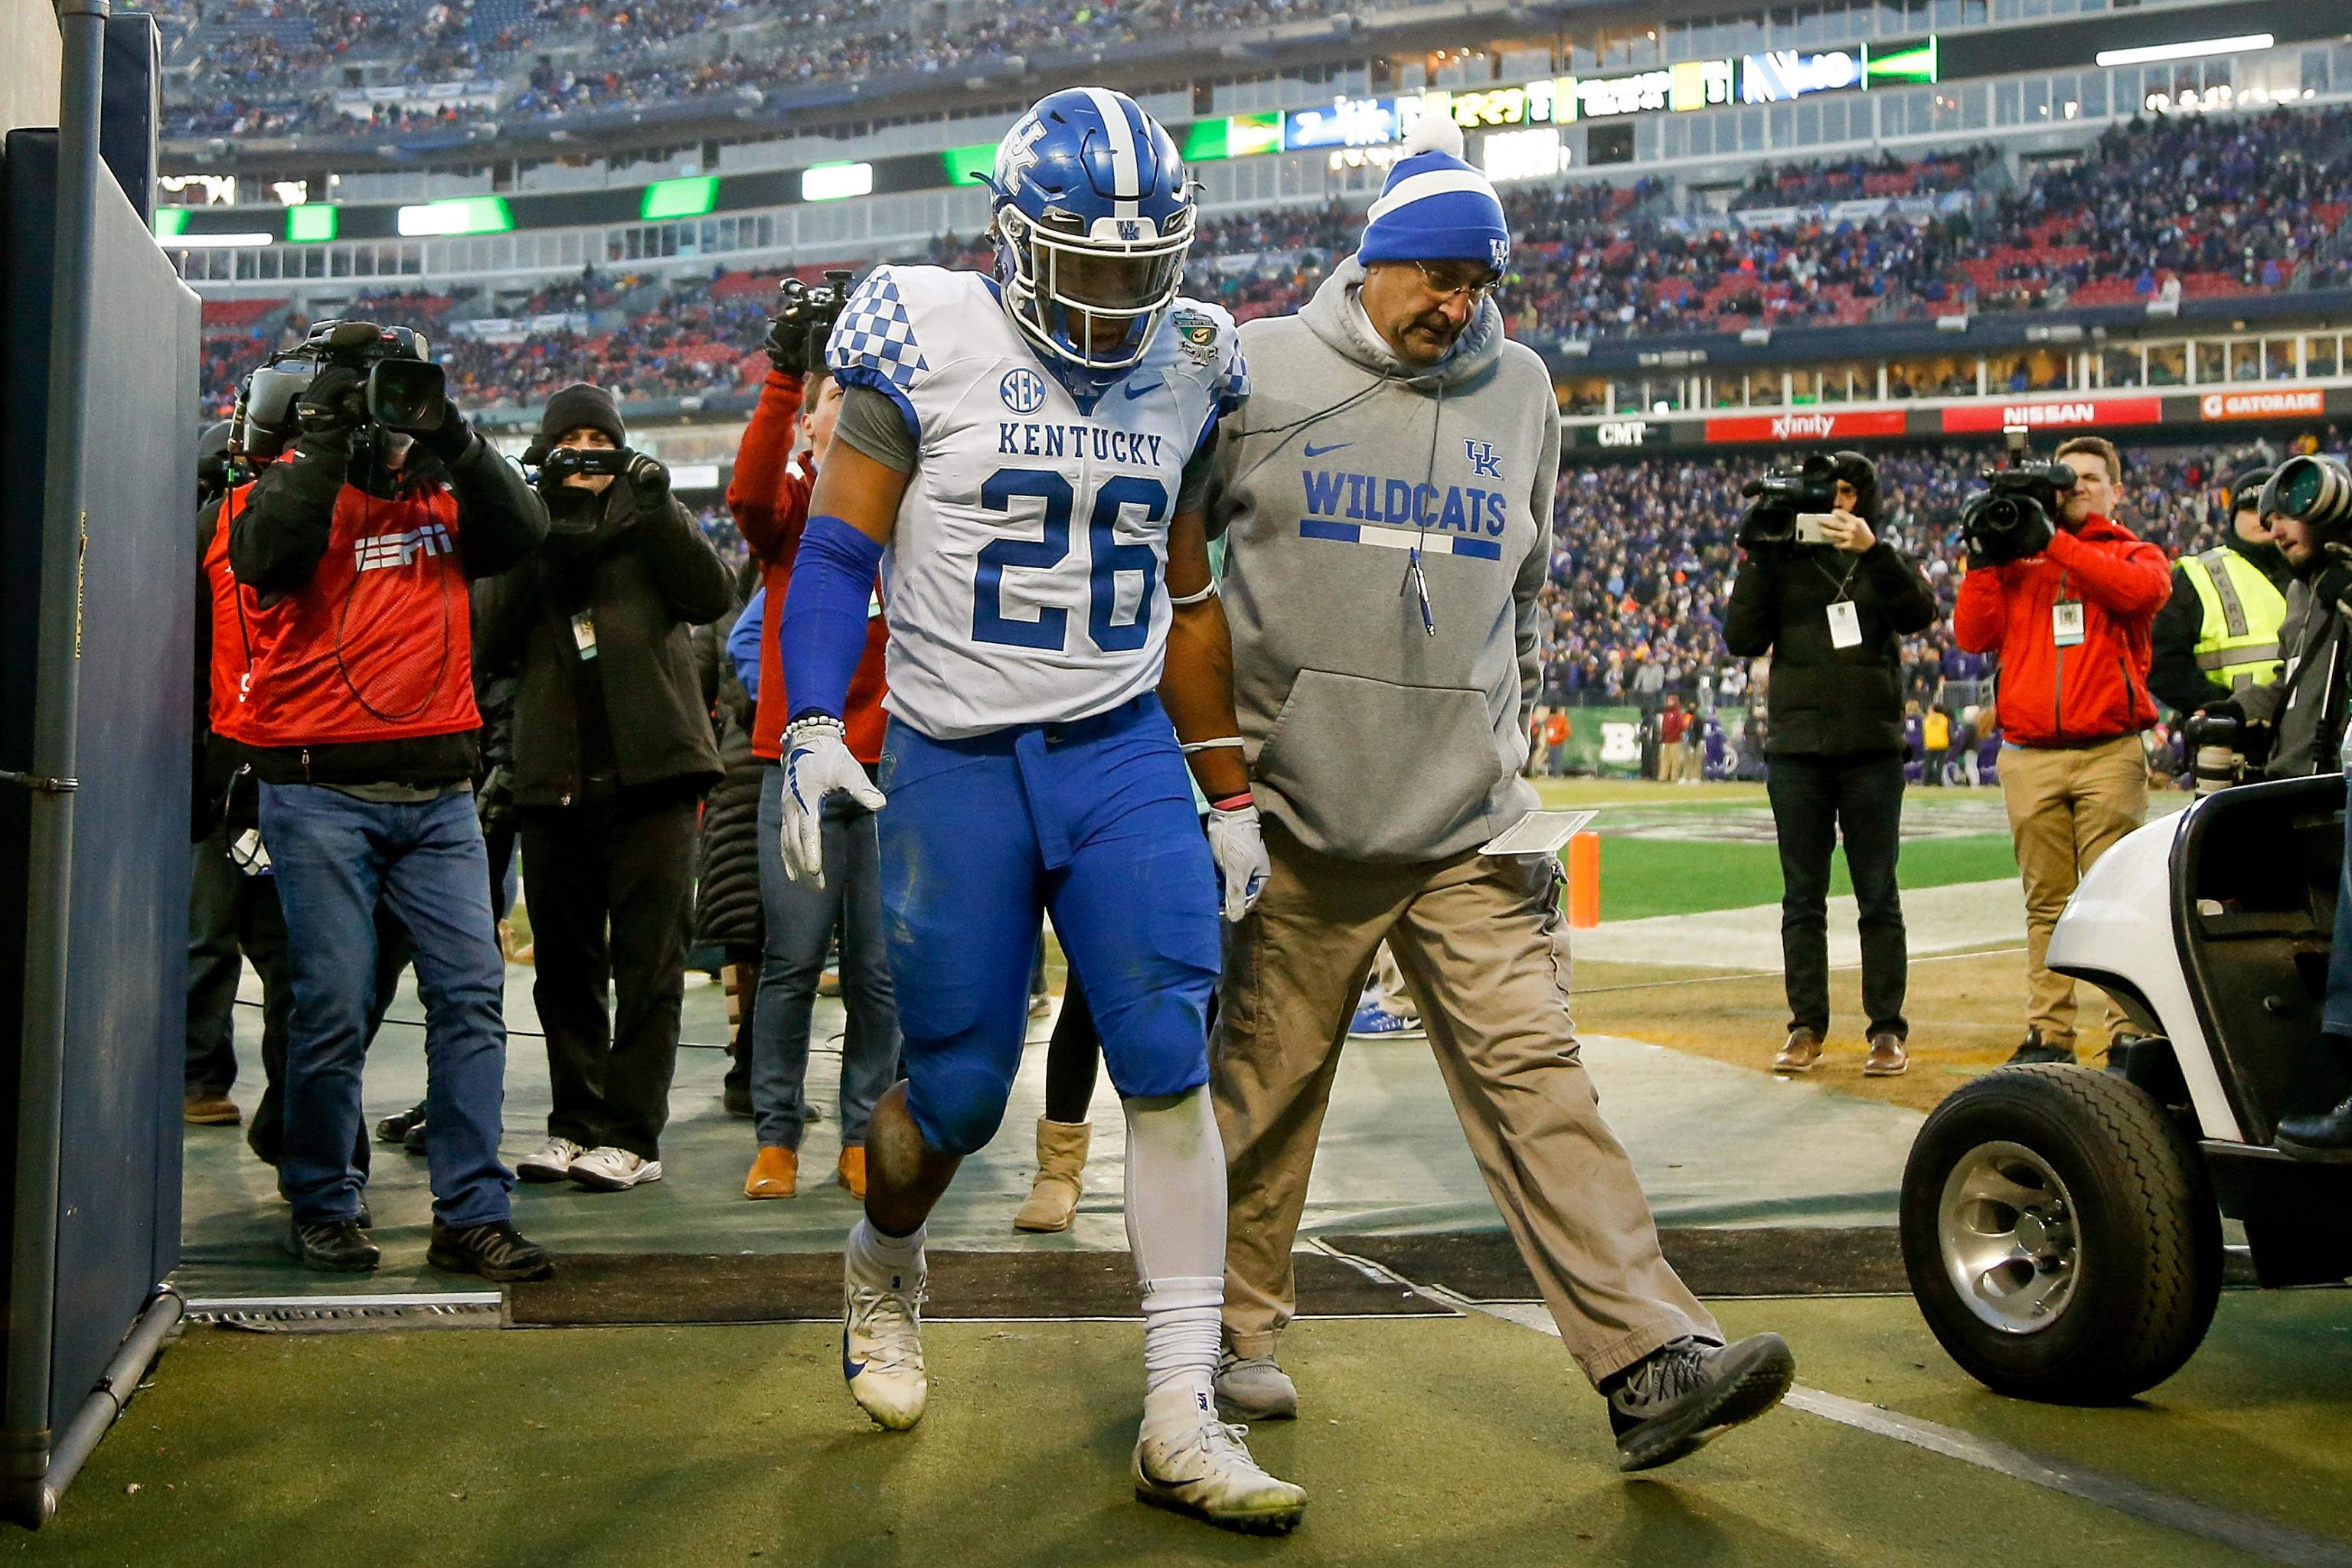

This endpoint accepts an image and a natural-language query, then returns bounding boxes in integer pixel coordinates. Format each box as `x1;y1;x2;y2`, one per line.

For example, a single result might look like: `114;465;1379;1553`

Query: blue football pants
875;694;1220;1157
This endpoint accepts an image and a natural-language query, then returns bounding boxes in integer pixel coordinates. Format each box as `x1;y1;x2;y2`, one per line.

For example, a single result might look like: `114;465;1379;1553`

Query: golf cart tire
1901;1065;2222;1404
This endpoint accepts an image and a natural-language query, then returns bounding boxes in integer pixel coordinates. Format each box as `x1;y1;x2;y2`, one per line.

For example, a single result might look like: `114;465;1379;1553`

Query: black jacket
1725;541;1937;757
228;424;550;787
2147;533;2292;717
2245;573;2350;780
691;590;766;952
473;473;733;807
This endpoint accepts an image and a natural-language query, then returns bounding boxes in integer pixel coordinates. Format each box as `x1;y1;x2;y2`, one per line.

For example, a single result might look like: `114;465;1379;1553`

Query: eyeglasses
1413;260;1504;305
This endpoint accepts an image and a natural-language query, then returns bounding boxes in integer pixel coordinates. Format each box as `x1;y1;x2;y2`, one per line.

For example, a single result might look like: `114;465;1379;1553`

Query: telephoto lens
2262;455;2352;533
2181;711;2245;796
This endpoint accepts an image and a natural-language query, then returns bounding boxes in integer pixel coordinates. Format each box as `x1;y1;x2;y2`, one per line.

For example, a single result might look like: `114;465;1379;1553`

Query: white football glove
1205;799;1271;923
779;716;886;889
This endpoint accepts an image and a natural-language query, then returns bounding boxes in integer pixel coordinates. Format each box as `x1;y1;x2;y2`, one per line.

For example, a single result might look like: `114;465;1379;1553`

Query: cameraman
475;384;733;1194
2148;466;2289;718
726;276;899;1202
229;323;553;1279
2231;495;2350;782
1953;435;2171;1065
1726;452;1936;1076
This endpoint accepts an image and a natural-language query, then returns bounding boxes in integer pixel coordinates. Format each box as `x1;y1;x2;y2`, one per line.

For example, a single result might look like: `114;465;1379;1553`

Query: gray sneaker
1213;1351;1298;1423
1607;1333;1795;1472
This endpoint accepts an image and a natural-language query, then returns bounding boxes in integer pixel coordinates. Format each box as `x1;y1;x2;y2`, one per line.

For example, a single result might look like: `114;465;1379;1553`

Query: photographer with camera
2203;455;2352;788
1953;434;2171;1066
1726;452;1936;1076
228;321;553;1279
725;272;899;1202
475;384;733;1193
2148;465;2289;723
2225;453;2352;1157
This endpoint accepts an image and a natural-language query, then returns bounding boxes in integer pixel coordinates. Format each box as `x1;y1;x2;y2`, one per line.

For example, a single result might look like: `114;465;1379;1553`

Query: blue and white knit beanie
1359;113;1510;271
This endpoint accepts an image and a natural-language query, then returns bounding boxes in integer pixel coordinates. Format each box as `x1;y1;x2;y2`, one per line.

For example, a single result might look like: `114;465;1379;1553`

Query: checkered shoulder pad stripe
1216;341;1250;412
826;270;930;389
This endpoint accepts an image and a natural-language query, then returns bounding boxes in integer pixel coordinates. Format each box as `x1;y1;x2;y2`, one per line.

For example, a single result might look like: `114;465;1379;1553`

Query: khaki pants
1213;825;1718;1384
1998;734;2149;1047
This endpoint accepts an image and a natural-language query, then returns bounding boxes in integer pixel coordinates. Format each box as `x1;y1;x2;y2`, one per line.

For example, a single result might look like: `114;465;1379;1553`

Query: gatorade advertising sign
2198;388;2326;421
1940;396;2163;433
1703;409;1908;443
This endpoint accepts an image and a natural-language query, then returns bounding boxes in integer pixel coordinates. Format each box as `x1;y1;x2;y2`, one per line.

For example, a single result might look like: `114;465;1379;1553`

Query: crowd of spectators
162;0;1341;137
191;107;2352;420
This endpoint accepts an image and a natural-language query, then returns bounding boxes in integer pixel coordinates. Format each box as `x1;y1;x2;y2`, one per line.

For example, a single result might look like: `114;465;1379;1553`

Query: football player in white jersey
771;87;1304;1535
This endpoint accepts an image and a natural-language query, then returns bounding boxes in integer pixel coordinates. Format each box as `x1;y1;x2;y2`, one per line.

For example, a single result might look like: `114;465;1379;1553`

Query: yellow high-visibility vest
2184;547;2286;691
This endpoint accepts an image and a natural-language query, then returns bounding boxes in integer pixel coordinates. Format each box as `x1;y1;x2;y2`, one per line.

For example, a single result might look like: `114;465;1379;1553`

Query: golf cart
1900;773;2352;1403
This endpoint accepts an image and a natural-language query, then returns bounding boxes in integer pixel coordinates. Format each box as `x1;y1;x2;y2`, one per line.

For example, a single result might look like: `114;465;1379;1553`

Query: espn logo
353;524;454;573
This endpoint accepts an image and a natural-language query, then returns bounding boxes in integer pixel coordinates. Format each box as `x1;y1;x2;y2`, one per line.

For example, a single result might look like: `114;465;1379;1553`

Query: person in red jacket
727;285;898;1203
1954;434;2171;1064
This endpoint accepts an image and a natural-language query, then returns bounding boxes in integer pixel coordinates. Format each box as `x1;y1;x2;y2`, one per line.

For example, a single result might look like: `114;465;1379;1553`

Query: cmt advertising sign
1283;96;1408;151
1940;396;2164;433
2198;388;2326;420
1703;409;1908;443
1741;50;1864;104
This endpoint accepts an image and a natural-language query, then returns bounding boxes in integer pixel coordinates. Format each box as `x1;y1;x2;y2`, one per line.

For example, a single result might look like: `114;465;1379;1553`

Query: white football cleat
842;1254;928;1431
1133;1399;1307;1536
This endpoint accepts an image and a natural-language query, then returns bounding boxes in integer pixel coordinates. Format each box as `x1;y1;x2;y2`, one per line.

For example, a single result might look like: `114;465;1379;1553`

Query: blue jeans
751;766;900;1152
877;694;1219;1157
260;783;514;1227
2329;773;2352;1039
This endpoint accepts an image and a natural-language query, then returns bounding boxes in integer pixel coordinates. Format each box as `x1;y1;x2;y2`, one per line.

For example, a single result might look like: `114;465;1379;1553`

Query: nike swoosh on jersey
1122;378;1165;399
1302;441;1351;457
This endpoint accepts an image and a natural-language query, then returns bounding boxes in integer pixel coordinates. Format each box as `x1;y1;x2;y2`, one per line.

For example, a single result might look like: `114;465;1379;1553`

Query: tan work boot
1864;1032;1909;1077
1772;1027;1824;1073
1012;1118;1090;1233
837;1146;867;1200
184;1092;242;1126
744;1145;799;1199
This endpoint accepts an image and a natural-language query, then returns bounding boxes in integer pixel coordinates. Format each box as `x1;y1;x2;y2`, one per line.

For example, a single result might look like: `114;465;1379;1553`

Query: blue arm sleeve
727;586;766;698
779;514;885;724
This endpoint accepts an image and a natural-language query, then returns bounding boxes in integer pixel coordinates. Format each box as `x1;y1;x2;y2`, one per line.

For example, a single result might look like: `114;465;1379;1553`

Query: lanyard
1811;551;1861;603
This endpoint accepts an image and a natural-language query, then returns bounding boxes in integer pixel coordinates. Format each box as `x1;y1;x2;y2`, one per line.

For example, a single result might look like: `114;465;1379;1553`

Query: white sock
1122;1088;1227;1425
846;1216;926;1292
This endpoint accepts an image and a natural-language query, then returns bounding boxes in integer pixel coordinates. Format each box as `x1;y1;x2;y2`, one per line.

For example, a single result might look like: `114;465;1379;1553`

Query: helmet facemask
995;200;1193;374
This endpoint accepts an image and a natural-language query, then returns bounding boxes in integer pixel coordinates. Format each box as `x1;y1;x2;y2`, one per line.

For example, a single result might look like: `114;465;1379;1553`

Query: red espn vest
237;476;482;748
202;490;262;743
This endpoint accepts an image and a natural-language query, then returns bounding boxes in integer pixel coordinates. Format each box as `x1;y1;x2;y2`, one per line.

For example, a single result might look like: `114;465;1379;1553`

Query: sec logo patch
999;368;1049;413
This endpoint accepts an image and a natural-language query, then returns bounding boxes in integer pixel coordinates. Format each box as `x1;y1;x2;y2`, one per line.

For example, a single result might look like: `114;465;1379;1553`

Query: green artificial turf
1583;833;2018;923
12;1303;2315;1568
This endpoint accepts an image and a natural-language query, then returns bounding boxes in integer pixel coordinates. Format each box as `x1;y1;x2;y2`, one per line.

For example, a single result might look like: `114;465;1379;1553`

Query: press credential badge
2053;600;2085;648
1826;599;1862;649
571;610;598;659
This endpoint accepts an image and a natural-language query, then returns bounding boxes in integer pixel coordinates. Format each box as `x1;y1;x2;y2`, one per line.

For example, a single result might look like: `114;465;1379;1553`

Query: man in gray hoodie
1205;116;1793;1475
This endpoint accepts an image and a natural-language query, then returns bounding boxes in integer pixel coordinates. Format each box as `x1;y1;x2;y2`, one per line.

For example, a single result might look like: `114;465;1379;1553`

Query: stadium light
802;162;875;202
2095;33;2272;68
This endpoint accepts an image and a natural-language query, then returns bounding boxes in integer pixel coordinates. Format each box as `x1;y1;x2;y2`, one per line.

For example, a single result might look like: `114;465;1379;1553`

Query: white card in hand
1481;809;1598;857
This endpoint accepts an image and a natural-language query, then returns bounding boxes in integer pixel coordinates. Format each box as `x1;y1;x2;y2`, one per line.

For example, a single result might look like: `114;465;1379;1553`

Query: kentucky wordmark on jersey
828;263;1247;740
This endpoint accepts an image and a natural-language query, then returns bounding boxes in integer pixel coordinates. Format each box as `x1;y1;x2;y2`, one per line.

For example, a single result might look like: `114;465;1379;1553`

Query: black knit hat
538;382;626;446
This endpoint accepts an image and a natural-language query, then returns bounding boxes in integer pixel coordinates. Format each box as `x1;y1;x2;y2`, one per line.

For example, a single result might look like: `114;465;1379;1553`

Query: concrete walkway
177;964;1921;1300
1572;877;2027;971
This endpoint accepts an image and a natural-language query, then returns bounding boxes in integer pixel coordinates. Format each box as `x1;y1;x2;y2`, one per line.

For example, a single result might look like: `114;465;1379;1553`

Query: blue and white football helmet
987;87;1196;387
